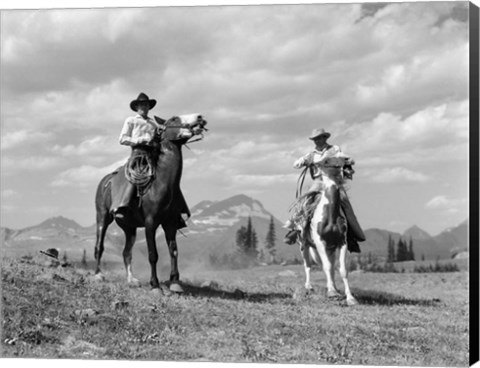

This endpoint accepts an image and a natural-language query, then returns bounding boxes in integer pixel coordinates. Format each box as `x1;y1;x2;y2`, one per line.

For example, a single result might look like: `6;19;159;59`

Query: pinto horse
297;154;358;306
94;115;206;293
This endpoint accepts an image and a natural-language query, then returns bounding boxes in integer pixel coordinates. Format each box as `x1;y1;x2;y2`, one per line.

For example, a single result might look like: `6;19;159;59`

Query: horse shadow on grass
176;283;442;306
351;288;443;307
179;282;293;304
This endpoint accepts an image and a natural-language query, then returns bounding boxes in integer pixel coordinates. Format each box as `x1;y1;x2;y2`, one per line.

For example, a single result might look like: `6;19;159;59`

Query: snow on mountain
1;198;470;264
189;194;273;233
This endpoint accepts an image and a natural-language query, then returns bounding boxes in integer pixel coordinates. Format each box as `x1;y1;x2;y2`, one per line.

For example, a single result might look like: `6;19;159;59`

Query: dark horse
94;115;206;293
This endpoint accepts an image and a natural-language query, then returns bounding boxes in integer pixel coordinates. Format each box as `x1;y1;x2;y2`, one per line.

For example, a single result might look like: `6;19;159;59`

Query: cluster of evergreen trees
209;215;278;269
387;235;415;262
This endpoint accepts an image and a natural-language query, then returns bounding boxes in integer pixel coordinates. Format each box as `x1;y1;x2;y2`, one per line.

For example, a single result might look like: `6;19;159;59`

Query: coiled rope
124;153;155;197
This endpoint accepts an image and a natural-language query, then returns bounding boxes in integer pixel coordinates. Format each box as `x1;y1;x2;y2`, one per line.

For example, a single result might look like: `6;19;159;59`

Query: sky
0;0;473;235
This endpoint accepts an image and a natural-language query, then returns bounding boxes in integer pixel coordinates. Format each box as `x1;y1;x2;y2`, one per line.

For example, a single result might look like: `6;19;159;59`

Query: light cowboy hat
130;92;157;112
309;128;331;140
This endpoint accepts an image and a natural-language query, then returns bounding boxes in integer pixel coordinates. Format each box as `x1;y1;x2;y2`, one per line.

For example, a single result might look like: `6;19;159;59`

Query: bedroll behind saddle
284;190;364;253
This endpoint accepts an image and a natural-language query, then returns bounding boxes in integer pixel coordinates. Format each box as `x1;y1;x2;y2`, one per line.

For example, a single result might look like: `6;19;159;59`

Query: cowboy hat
130;92;157;112
40;248;59;259
309;128;331;140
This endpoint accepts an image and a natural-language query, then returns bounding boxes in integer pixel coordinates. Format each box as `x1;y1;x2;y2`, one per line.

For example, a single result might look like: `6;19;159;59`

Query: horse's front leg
120;225;139;285
94;209;112;278
145;221;160;289
302;243;313;291
312;229;340;298
339;243;358;305
162;222;184;293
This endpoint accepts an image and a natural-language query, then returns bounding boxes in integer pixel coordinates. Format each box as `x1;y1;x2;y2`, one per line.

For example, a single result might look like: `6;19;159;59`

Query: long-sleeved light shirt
119;115;162;146
294;144;352;179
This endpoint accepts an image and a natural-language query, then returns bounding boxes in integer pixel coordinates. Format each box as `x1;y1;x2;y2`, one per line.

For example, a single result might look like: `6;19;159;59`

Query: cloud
338;100;468;167
50;158;127;188
425;195;468;213
229;173;297;188
2;156;64;174
1;189;18;199
367;167;430;184
0;129;53;151
51;135;123;158
0;2;470;233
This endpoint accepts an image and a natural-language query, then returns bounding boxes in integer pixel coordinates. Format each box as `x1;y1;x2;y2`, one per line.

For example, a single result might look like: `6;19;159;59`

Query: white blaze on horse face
178;113;202;125
177;113;204;139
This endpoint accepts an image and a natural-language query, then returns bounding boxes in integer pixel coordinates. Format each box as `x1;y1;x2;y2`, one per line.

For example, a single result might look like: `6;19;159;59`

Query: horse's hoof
327;290;342;299
150;288;162;295
128;278;141;287
93;273;105;282
347;297;359;306
169;282;184;294
160;283;173;296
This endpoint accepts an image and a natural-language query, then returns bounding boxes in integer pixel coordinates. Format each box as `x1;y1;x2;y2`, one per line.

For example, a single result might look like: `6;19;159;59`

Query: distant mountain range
362;219;468;260
1;195;469;270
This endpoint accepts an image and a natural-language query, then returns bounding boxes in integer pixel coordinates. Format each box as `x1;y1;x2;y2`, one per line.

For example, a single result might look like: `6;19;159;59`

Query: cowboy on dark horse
95;92;207;291
111;92;189;228
285;128;366;252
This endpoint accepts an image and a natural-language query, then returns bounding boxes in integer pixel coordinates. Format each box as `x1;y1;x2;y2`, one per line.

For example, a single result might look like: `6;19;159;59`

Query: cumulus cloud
1;189;18;199
425;195;467;212
339;99;468;167
51;135;123;158
51;158;127;188
2;156;65;174
367;167;430;183
0;129;53;151
0;2;470;232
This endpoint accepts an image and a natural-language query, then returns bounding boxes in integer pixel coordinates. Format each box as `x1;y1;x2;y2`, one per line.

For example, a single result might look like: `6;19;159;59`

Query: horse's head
319;153;351;185
160;114;208;144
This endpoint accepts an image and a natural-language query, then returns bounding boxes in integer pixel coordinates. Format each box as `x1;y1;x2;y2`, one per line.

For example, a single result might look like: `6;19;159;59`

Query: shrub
413;262;459;273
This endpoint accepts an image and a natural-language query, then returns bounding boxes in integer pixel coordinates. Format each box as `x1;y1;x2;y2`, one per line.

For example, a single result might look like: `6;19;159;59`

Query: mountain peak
189;194;272;230
37;216;82;230
403;225;432;240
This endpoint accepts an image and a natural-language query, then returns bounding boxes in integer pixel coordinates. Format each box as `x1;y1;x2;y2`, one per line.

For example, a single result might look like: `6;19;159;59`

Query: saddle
284;190;364;253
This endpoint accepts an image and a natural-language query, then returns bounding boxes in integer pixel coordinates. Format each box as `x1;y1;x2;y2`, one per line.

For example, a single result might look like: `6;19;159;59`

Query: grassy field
1;255;470;366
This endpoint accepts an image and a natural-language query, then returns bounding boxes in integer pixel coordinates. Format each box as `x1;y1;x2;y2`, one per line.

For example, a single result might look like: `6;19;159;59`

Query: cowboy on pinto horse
285;128;366;252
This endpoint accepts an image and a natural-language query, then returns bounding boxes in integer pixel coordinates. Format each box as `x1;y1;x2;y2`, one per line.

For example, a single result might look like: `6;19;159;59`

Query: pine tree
246;216;253;253
408;237;415;261
249;227;259;260
396;238;409;262
81;249;87;266
265;215;277;263
235;217;259;266
387;234;395;263
236;225;248;255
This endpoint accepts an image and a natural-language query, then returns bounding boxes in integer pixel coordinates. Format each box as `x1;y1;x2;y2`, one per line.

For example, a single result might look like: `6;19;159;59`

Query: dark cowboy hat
130;92;157;112
309;128;331;140
40;248;59;259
